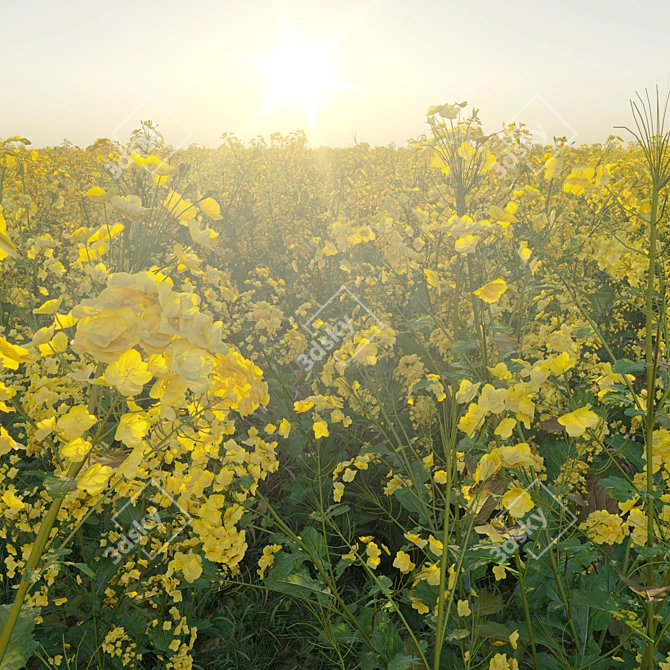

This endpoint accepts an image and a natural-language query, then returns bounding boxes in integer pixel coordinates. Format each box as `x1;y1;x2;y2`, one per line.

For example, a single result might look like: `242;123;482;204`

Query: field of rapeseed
1;99;670;670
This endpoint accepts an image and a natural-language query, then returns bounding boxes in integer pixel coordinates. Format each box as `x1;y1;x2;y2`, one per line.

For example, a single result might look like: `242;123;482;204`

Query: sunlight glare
254;25;349;125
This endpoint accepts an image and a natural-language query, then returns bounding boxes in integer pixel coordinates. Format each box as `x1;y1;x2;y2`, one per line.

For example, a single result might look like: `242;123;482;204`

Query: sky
1;0;669;149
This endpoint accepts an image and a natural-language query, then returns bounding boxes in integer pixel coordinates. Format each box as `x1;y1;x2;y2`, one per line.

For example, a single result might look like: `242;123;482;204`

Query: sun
254;25;349;125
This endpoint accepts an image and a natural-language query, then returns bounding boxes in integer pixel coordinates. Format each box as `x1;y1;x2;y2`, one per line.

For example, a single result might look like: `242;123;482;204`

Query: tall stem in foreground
643;184;659;670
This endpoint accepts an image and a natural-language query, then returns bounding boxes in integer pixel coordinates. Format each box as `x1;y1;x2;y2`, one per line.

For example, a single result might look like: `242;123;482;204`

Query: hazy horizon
2;0;669;149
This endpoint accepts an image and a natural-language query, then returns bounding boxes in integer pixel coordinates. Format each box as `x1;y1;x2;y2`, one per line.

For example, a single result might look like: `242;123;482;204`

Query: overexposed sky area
2;0;669;149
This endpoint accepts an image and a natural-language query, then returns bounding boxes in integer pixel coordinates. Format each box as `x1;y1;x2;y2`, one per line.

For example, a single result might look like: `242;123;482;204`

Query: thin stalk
514;550;539;670
643;184;659;670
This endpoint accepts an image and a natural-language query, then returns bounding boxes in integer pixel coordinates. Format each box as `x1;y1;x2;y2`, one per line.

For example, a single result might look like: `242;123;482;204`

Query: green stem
514;550;539;670
434;396;457;670
643;184;659;670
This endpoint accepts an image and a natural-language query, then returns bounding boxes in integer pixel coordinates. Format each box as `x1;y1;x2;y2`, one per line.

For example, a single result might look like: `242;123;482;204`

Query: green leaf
300;526;329;571
599;476;639;501
479;621;511;640
624;407;646;417
66;562;96;579
44;476;77;496
369;575;393;597
451;339;478;356
393;488;428;524
265;567;328;599
535;653;561;670
283;431;306;458
472;592;503;616
0;605;39;670
328;504;351;518
388;653;418;670
268;551;307;580
612;358;646;374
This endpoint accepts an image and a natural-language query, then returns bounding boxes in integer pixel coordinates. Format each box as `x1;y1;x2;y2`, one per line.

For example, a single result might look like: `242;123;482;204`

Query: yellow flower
165;191;197;223
169;551;203;583
188;220;219;248
433;469;448;484
475;451;503;482
430;151;450;175
257;544;281;579
2;490;25;510
313;419;329;439
490;652;518;670
418;562;441;586
457;141;476;161
492;565;507;581
39;331;69;356
0;427;21;455
457;599;471;617
131;154;179;177
581;510;628;545
115;413;149;448
333;481;344;502
85;185;118;202
455;379;480;404
365;541;381;569
474;279;508;304
454;235;479;254
424;269;440;294
557;405;599;437
548;351;576;375
109;195;149;222
57;406;97;440
627;509;647;546
509;630;519;650
459;402;487;437
494;417;517;439
0;209;18;260
72;308;138;362
428;535;443;556
497;443;535;468
393;551;415;574
0;337;31;370
517;241;532;264
563;166;595;196
404;532;427;549
199;197;223;221
487;362;512;381
104;350;153;396
502;487;534;518
61;438;92;462
0;381;15;413
117;449;144;480
618;497;639;514
35;416;56;441
278;418;291;438
33;297;64;315
488;205;517;227
544;155;564;180
479;384;508;414
294;399;315;413
77;464;113;495
342;468;357;482
409;595;429;614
